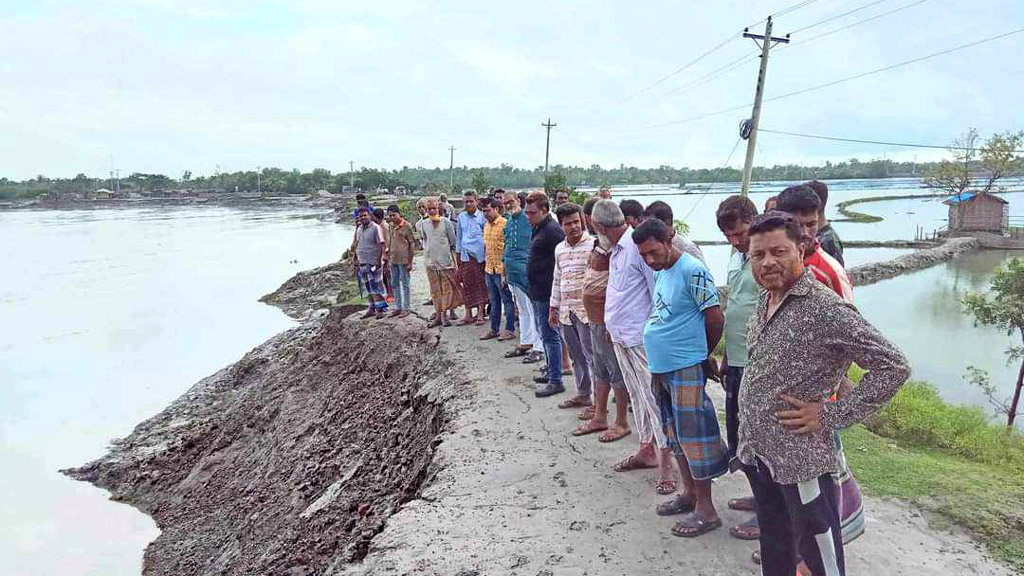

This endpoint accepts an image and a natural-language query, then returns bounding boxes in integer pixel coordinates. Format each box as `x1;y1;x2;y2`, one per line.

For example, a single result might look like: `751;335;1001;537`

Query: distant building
92;188;113;199
944;191;1008;234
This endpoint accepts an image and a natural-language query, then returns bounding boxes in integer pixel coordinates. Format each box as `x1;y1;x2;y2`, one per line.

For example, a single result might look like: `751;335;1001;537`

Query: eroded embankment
848;236;980;286
259;260;354;319
64;310;457;575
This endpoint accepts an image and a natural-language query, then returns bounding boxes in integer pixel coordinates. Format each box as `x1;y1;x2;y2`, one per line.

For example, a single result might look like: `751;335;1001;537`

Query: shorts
588;322;625;389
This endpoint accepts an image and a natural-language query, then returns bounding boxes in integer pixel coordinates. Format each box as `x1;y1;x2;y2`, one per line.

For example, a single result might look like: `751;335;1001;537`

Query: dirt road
341;266;1009;576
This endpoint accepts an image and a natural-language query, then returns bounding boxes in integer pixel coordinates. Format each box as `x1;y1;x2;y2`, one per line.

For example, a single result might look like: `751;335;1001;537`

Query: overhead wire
781;0;934;50
681;138;745;222
788;0;897;34
759;128;1024;153
629;27;1024;133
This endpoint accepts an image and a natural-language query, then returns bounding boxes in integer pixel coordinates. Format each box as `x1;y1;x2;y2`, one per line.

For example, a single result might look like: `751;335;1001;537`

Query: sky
0;0;1022;180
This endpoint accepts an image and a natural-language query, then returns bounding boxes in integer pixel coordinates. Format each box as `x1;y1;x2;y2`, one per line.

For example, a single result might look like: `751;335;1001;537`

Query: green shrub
866;381;1024;469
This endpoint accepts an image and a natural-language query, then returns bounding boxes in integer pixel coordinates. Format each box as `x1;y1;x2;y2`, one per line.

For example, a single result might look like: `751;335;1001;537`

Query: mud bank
847;236;980;286
259;260;354;319
64;310;460;575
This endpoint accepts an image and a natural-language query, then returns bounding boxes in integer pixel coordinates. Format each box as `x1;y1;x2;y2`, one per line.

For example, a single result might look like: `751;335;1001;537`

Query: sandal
728;496;757;512
479;331;498;341
497;331;516;341
655;479;678;495
522;351;543;364
656;494;694;516
671;513;722;538
612;453;657;472
577;406;596;421
729;516;760;541
557;396;592;409
504;347;529;358
572;420;608;436
474;317;486;326
598;427;631;443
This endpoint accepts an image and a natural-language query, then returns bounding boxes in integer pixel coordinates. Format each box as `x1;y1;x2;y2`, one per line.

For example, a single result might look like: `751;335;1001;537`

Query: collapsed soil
259;260;355;320
64;310;455;576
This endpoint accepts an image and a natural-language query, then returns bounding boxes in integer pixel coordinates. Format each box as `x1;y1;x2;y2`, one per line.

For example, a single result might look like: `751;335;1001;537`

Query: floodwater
2;178;1023;575
0;207;352;575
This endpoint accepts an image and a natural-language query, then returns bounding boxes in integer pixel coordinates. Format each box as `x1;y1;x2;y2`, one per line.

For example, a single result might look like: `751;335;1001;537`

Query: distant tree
543;170;571;195
470;170;491;195
182;170;192;182
962;257;1024;429
925;128;1023;198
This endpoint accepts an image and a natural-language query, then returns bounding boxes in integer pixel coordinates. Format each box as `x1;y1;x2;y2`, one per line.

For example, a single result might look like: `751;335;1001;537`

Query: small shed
944;191;1008;234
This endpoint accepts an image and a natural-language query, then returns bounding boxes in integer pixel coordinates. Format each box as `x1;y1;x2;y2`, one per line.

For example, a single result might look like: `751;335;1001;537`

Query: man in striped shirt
549;202;594;410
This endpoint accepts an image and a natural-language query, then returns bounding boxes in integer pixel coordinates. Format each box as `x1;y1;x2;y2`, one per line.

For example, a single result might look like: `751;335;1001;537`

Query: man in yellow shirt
480;197;516;341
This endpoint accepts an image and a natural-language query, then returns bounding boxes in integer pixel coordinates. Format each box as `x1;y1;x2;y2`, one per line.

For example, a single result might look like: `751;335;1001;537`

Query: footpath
341;266;1010;576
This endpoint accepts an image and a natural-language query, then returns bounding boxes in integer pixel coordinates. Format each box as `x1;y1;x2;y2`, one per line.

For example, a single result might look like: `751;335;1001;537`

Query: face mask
429;214;441;222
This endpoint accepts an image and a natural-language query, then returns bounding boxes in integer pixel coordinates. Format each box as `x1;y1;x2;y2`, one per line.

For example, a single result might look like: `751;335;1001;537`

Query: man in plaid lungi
635;218;728;539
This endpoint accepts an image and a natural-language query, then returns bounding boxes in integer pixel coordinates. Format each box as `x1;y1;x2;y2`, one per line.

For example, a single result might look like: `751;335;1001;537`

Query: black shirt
527;214;565;301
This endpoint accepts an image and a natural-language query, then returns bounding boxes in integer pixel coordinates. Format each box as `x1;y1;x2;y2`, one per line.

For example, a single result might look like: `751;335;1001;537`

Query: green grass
838;371;1024;571
842;425;1024;571
835;192;947;224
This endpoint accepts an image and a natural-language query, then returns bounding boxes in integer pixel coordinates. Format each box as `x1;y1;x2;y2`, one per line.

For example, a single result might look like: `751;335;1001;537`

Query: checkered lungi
456;256;489;308
356;264;387;311
651;363;729;481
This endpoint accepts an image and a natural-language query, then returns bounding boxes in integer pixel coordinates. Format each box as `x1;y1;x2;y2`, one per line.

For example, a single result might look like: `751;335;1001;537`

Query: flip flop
557;396;592;409
656;494;695;516
671;513;722;538
522;352;543;364
577;406;596;420
504;348;527;358
474;317;486;326
728;496;757;512
572;420;608;437
655;479;678;495
729;516;761;541
598;428;631;443
456;318;475;326
612;453;657;472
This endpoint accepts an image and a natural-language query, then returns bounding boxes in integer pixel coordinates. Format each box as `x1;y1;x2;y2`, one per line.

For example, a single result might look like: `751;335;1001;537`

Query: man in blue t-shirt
634;218;728;539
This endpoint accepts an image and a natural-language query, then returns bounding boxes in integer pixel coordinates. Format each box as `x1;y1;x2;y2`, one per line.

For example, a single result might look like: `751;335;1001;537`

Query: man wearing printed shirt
739;212;909;576
549;202;594;410
634;219;728;539
502;190;543;362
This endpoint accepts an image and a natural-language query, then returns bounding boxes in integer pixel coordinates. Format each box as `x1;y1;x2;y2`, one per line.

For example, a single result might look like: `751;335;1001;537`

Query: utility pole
739;17;788;196
115;169;120;196
541;118;557;174
349;161;355;192
256;166;262;196
448;145;456;191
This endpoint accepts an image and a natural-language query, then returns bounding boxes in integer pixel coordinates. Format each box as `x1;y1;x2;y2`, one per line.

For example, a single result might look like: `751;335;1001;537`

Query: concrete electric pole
448;145;456;191
349;161;355;192
256;166;262;196
541;118;557;174
739;17;789;196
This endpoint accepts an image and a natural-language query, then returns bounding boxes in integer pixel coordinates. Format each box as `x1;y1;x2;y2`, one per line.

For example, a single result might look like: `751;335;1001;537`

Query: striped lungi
457;256;489;308
651;363;729;481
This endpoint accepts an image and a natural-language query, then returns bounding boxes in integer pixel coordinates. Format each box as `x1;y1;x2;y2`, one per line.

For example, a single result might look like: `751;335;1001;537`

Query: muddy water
0;207;351;575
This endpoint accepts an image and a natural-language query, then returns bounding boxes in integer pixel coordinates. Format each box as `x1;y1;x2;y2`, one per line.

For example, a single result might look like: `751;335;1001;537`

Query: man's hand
406;262;413;273
548;308;559;330
705;356;721;383
776;394;823;435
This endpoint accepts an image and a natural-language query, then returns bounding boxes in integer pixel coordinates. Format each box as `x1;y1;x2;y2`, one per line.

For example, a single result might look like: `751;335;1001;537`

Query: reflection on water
856;250;1022;415
0;207;351;576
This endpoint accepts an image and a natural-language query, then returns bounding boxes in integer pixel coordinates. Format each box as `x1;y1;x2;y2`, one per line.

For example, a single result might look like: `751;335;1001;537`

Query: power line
615;33;740;105
759;128;1024;153
772;0;831;18
662;51;761;97
784;0;934;49
789;0;896;34
631;27;1024;133
764;27;1024;104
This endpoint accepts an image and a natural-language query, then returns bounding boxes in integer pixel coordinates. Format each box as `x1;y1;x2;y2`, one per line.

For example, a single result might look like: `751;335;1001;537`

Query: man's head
804;180;829;225
357;206;371;226
355;193;366;202
480;197;499;223
524;191;551;227
748;211;807;293
492;189;506;213
633;219;677;271
439;193;448;203
716;195;759;254
591;199;626;249
776;185;822;253
555;202;585;245
463;190;478;213
387;204;402;225
502;190;521;214
555;190;569;206
598;186;612;200
372;207;385;223
620;199;643;229
641;200;674;228
425;197;440;220
764;195;777;212
582;197;599;234
416;198;428;218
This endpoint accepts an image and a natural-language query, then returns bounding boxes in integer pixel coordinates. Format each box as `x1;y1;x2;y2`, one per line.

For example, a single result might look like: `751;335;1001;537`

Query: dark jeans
530;298;562;386
724;365;744;461
744;459;845;576
485;273;515;333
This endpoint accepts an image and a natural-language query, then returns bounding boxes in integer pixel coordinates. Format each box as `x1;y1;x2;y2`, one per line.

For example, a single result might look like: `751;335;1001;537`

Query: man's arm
703;306;724;359
549;246;563;328
455;214;464;255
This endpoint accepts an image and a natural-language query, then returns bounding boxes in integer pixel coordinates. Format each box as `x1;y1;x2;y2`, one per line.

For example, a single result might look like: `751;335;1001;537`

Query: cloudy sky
1;0;1021;180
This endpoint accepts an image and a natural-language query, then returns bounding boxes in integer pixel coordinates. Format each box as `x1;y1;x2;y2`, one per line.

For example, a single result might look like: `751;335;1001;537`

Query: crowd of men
349;182;910;576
